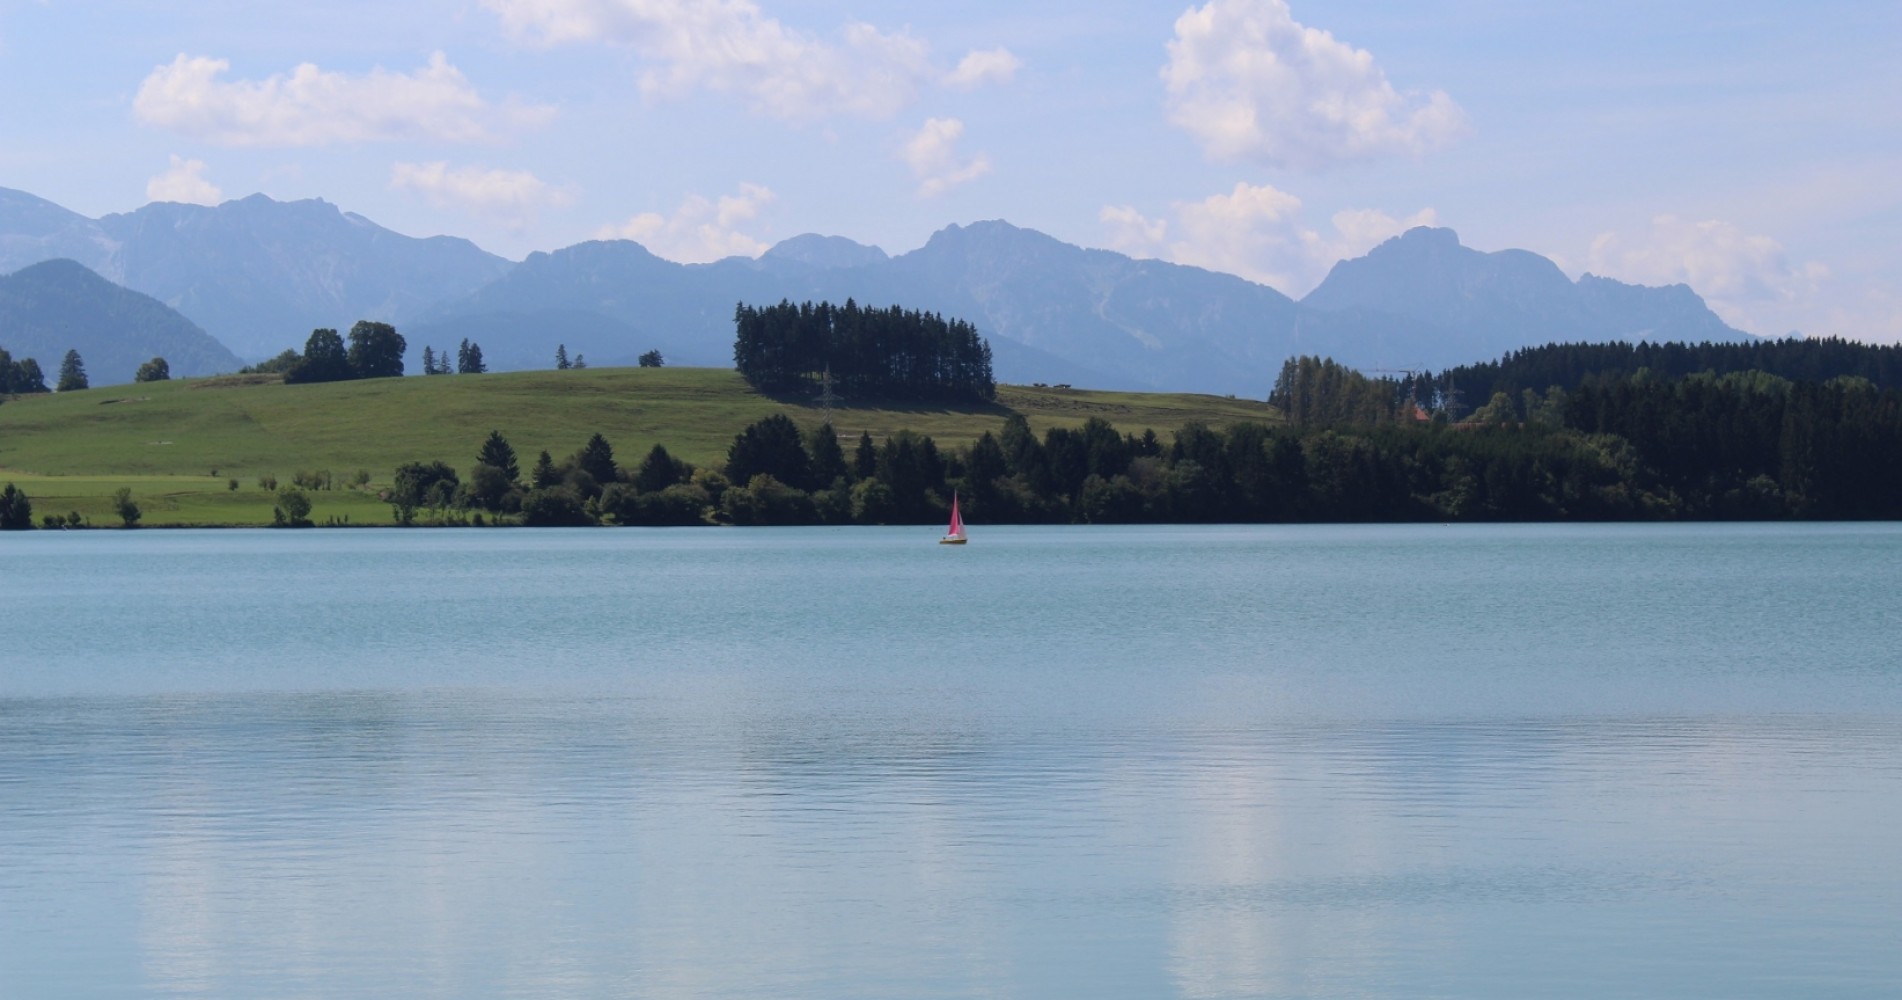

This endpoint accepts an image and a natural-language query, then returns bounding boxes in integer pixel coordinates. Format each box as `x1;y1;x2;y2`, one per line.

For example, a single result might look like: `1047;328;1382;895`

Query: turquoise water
3;524;1900;998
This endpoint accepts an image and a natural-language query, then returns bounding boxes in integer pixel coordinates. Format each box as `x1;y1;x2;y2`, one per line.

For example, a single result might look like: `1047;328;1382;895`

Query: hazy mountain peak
527;239;665;267
11;257;97;281
1304;227;1747;356
762;234;889;270
0;187;92;236
914;220;1088;270
1384;225;1463;251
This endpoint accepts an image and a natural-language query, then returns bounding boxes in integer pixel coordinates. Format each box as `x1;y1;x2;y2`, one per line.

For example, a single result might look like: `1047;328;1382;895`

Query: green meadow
0;367;1280;527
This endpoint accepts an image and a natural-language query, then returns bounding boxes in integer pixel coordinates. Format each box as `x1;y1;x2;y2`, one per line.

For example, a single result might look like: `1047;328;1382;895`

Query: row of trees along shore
6;307;1901;524
360;334;1902;527
734;299;995;402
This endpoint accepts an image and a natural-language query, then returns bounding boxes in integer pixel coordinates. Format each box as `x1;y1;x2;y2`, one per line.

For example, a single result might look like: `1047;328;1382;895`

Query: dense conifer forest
1415;337;1902;413
733;300;995;402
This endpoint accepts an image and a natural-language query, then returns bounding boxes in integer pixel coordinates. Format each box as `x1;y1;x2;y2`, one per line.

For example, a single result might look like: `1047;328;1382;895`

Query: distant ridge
0;259;241;382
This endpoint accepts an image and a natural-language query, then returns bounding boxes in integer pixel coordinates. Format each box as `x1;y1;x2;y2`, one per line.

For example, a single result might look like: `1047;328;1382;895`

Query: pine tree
531;450;559;489
422;345;437;375
572;354;586;369
633;444;682;493
725;414;812;490
459;341;487;374
808;422;850;485
477;430;520;483
577;433;617;484
556;344;570;370
854;431;878;481
56;349;88;391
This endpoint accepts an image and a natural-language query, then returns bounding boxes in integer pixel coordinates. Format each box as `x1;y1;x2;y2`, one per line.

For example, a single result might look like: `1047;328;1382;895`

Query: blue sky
1;0;1897;341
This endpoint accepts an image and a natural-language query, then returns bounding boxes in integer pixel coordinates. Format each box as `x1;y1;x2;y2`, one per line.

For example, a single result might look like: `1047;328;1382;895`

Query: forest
326;344;1902;531
732;299;995;402
1398;336;1902;417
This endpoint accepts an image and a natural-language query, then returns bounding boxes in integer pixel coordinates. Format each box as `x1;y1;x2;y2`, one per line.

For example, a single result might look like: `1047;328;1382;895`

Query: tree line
378;359;1902;527
0;347;172;395
733;299;995;402
1367;337;1902;420
421;339;488;376
14;365;1901;529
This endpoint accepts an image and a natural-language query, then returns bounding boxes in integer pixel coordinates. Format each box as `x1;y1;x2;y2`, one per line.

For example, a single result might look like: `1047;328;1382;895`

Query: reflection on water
2;525;1901;998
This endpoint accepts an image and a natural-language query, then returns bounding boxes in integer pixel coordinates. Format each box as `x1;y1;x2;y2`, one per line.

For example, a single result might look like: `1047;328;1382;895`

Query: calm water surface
2;524;1900;998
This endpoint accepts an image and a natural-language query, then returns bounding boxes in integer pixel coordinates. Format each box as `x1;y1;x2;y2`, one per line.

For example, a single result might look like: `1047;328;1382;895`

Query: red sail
948;493;963;536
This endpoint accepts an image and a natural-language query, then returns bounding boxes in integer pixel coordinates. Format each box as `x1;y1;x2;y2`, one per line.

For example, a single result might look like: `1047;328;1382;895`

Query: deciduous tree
346;321;406;379
286;329;352;384
0;483;32;530
111;487;140;527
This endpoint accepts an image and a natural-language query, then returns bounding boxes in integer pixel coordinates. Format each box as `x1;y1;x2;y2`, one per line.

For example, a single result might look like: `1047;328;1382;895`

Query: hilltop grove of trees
734;299;994;402
284;321;407;384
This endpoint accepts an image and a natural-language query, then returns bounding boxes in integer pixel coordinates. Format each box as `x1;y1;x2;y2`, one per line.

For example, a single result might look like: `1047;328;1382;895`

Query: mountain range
0;187;508;360
0;187;1752;394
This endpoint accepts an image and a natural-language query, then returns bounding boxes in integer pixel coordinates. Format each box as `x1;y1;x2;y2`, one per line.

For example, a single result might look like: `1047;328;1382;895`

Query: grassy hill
0;366;1279;526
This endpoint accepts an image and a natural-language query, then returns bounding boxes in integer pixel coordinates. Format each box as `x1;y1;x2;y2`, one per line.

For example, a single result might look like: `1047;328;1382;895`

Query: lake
3;524;1900;998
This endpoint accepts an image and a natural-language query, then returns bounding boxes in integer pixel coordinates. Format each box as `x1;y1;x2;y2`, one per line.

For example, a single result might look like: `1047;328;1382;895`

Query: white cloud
1582;215;1902;339
145;155;222;205
902;118;992;198
1102;182;1434;293
597;182;776;262
1162;0;1466;169
391;162;575;226
1100;205;1168;250
1588;216;1824;311
133;52;551;147
482;0;933;122
945;48;1022;89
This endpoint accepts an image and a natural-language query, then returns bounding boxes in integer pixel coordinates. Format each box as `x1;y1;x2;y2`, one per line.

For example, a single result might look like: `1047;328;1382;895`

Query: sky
1;0;1898;341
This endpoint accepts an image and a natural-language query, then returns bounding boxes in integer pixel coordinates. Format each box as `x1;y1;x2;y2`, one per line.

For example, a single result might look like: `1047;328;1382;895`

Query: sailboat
940;491;968;545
